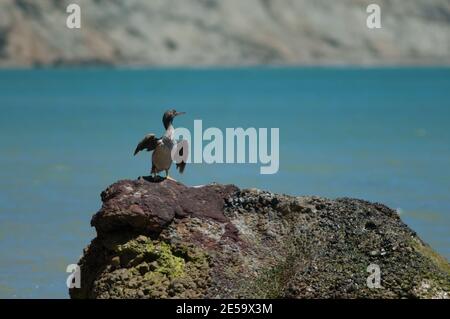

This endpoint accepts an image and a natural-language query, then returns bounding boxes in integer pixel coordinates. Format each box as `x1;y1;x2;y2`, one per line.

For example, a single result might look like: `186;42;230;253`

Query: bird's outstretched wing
175;140;188;174
134;134;160;155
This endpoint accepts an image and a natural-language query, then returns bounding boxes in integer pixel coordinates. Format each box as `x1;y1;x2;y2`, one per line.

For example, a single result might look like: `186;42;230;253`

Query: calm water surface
0;67;449;298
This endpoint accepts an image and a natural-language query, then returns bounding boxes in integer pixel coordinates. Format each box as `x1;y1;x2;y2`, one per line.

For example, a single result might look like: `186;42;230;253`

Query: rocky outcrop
70;178;449;299
1;0;450;67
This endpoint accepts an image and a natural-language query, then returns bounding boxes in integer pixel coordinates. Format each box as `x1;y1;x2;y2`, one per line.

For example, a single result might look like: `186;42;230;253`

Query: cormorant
134;109;187;180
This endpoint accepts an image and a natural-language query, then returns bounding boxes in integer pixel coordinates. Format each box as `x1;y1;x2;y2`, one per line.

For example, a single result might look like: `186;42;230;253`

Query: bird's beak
175;111;186;117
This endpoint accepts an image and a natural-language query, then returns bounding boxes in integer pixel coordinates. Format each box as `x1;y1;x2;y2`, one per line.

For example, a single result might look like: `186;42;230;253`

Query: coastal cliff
69;178;449;299
1;0;450;67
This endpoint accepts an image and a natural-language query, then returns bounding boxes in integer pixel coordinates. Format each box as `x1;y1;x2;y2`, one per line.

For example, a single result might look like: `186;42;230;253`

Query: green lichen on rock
147;241;185;279
73;233;211;299
411;237;450;276
409;238;450;298
115;235;155;256
114;236;185;279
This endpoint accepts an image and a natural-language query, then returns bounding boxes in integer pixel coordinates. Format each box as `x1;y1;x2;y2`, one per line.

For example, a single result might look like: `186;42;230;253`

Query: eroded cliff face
1;0;450;67
70;178;449;299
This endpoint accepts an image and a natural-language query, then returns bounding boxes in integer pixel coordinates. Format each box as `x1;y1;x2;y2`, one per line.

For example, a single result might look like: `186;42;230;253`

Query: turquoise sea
0;68;449;298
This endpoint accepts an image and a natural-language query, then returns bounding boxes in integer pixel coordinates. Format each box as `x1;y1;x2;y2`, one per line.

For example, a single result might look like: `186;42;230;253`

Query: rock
92;179;236;236
1;0;450;67
111;256;120;269
69;179;450;299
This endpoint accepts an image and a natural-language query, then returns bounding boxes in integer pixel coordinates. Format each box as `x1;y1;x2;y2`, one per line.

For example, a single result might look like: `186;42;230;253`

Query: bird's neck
164;124;174;139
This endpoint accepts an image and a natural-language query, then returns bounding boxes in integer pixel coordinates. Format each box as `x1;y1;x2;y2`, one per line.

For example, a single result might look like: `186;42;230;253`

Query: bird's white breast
152;137;174;172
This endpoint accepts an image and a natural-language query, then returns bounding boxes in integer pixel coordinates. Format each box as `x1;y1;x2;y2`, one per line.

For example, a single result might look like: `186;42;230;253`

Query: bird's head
163;109;185;129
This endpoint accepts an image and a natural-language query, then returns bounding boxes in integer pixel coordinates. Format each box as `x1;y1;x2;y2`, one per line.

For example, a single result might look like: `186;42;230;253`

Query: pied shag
134;109;187;180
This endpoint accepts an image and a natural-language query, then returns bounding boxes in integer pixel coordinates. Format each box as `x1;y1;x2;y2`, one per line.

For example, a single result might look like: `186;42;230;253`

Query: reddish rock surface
92;178;238;236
